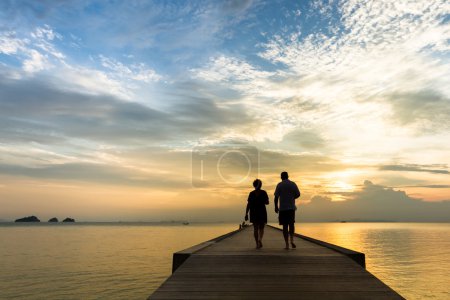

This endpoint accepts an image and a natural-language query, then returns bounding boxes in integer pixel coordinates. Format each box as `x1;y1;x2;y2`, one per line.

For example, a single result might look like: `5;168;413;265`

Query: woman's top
247;189;269;223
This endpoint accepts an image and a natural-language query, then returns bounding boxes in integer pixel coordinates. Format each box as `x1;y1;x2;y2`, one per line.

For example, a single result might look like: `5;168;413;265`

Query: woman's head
253;179;262;190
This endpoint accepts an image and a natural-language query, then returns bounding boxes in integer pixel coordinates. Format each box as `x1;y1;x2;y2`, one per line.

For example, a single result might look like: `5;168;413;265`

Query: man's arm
294;183;301;199
274;183;280;213
245;193;250;221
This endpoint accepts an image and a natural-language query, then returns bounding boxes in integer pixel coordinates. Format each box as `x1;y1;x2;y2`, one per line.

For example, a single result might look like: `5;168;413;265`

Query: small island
48;217;59;222
62;217;75;222
15;216;40;222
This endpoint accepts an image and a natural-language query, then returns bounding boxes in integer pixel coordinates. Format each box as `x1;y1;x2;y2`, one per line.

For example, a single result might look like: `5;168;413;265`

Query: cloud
22;49;48;73
299;180;450;222
0;26;63;74
0;75;166;142
0;73;258;147
0;25;160;97
31;25;61;41
281;127;326;150
406;185;450;189
257;0;450;134
388;90;450;131
379;164;449;175
0;162;190;189
99;55;161;83
1;1;257;57
191;55;274;93
30;25;65;60
0;31;26;55
53;64;137;99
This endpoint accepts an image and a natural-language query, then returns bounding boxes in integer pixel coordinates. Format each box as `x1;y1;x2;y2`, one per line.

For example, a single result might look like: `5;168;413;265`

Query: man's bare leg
289;223;296;248
282;224;289;249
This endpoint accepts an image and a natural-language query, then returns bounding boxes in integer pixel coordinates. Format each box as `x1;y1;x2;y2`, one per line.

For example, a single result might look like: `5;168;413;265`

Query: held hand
244;214;248;221
275;207;279;214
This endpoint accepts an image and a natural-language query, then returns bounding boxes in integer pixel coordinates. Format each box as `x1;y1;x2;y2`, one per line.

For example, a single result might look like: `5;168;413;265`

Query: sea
0;222;449;300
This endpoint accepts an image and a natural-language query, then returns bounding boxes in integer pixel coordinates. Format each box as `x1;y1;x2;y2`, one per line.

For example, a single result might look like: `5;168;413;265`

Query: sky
0;0;449;222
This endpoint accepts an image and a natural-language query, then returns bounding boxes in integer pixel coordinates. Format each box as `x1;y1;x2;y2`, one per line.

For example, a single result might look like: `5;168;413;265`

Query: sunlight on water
0;223;449;299
296;223;450;300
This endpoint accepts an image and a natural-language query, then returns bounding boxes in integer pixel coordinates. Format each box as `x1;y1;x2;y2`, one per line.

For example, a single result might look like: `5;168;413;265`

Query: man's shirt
274;179;301;211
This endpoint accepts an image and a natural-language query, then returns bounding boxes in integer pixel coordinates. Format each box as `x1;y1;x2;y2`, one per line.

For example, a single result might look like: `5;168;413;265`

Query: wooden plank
150;291;402;300
149;226;404;299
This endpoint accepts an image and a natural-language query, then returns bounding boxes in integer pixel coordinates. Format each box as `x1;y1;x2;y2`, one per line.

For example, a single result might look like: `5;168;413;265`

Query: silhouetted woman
245;179;269;249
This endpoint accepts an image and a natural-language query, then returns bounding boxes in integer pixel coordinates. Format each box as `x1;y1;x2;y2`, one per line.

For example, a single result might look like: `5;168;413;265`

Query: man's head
281;171;288;180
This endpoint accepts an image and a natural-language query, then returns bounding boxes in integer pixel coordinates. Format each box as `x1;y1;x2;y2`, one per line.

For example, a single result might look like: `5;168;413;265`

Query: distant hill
62;217;75;222
15;216;40;222
48;217;58;222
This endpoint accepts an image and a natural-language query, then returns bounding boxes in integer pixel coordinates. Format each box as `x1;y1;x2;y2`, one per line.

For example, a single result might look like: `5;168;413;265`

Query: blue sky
0;0;449;221
0;1;349;77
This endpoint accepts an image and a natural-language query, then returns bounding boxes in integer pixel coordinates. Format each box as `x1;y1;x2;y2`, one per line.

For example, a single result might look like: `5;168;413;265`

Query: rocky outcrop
48;217;59;222
15;216;40;222
62;217;75;222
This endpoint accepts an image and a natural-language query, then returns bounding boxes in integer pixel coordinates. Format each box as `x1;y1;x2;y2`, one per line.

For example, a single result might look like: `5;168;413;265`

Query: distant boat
182;222;189;225
340;221;347;223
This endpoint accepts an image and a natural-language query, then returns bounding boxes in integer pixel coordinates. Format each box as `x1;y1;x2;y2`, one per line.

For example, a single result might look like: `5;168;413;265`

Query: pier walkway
149;225;403;299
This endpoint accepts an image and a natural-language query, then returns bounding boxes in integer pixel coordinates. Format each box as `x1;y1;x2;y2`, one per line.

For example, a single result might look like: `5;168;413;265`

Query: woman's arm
245;193;251;220
264;191;269;205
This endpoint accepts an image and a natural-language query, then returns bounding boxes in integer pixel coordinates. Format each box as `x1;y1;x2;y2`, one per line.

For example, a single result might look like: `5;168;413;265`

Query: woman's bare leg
258;224;265;248
253;223;260;248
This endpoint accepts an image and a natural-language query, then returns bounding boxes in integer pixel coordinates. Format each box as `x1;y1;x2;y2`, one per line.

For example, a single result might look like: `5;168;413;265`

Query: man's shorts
279;209;295;225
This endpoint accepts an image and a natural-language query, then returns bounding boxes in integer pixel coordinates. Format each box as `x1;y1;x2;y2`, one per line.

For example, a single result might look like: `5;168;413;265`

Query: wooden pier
149;225;403;299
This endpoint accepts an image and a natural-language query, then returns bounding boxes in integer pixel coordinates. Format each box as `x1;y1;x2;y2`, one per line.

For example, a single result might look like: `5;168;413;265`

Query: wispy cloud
380;164;449;175
99;55;161;83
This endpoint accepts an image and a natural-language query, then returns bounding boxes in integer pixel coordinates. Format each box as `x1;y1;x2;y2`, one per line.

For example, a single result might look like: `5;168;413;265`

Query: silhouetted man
274;171;301;249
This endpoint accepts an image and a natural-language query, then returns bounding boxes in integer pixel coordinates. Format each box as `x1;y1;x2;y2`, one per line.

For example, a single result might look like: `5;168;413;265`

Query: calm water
0;223;449;299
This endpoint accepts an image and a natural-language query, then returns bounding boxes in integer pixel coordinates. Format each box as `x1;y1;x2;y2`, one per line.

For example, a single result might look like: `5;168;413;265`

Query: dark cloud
0;162;190;188
380;164;449;175
258;149;346;173
403;185;450;189
282;128;326;149
0;75;255;145
388;90;450;130
0;117;67;144
299;180;450;222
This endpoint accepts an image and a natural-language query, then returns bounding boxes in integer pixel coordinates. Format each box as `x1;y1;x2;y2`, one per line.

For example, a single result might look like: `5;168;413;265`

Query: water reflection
296;223;450;300
0;223;238;300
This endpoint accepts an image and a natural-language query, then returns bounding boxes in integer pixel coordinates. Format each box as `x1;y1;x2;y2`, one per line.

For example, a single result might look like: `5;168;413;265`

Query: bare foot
284;244;289;250
291;242;296;249
259;241;263;249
